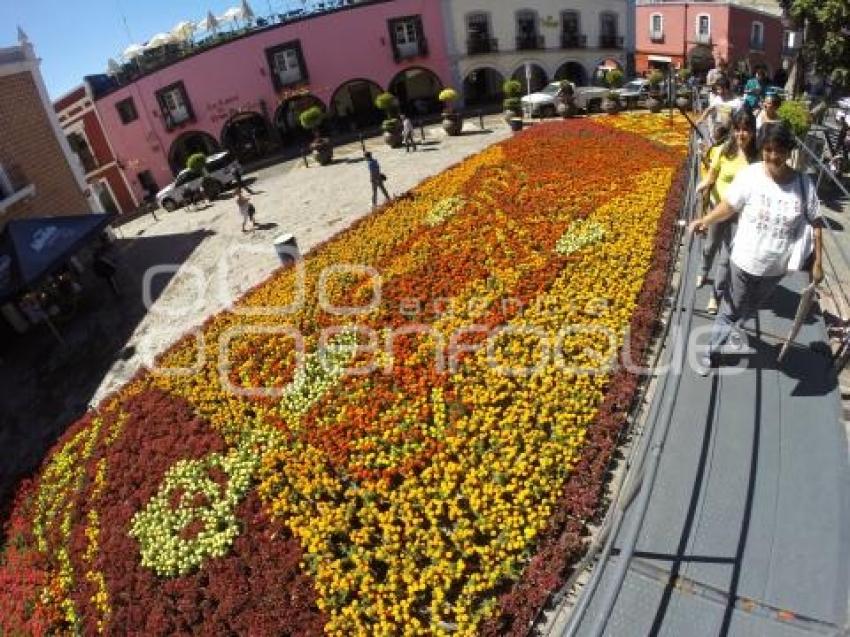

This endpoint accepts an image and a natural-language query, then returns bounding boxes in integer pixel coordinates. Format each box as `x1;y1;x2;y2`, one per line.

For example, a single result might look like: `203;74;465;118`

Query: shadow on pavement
460;128;494;136
0;228;214;514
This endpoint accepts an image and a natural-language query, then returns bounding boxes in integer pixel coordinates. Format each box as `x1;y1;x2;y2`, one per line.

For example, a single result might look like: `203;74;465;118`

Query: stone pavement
0;114;511;502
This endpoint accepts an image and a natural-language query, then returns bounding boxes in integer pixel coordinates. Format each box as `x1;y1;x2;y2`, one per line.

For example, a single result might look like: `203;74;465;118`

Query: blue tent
0;214;114;305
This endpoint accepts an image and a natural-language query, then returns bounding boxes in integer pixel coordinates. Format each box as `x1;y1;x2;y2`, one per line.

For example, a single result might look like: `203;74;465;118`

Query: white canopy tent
170;21;197;42
121;43;145;60
197;11;219;34
145;32;176;50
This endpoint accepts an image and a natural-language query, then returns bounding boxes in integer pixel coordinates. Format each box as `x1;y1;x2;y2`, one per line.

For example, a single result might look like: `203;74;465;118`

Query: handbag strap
798;173;809;223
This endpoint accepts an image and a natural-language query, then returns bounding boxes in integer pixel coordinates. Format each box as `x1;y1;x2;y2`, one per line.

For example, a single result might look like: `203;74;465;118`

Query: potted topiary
185;152;221;200
676;68;693;110
299;105;333;166
375;92;402;148
777;99;812;170
439;87;463;136
502;79;523;125
646;70;664;113
602;69;623;114
556;80;577;118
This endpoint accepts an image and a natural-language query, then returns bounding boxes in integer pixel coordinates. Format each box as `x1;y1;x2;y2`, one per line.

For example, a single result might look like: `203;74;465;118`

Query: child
236;188;256;232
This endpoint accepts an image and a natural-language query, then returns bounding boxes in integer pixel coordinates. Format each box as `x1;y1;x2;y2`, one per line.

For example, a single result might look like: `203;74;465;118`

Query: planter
503;109;522;125
508;118;524;132
442;113;463;136
310;139;333;166
383;129;403;148
647;95;663;113
675;95;692;111
557;101;578;118
602;97;620;115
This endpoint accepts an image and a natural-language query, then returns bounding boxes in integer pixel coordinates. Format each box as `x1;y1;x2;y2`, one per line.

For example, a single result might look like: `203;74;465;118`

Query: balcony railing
750;40;765;51
561;33;587;48
695;32;711;44
649;30;664;42
782;45;798;57
599;35;624;49
516;34;544;50
467;37;498;55
393;37;428;62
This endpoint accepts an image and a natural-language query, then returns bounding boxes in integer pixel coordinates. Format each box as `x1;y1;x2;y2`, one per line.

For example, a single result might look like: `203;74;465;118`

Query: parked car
619;79;650;108
520;81;609;117
156;151;241;211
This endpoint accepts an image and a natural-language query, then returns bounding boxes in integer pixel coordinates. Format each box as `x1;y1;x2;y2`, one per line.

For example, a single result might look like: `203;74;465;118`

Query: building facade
54;85;139;215
439;0;630;106
0;32;93;230
91;0;452;204
634;0;785;79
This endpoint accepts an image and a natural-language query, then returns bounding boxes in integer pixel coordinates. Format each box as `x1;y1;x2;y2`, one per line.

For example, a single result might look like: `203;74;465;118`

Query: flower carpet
0;113;689;636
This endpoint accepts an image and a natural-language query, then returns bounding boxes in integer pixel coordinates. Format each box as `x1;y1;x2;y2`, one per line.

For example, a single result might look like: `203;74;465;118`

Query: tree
779;0;850;88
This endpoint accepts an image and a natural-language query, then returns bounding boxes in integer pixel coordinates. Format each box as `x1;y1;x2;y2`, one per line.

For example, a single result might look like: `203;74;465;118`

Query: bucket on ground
273;233;299;265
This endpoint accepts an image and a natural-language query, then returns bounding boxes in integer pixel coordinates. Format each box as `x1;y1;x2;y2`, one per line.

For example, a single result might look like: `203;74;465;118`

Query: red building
635;0;785;80
54;84;138;215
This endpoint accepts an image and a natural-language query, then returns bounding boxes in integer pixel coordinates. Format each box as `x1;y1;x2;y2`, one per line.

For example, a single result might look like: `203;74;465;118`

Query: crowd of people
687;62;826;375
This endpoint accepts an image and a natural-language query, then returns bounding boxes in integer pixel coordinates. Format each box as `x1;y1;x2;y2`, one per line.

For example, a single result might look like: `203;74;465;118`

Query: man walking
401;114;417;152
365;151;390;208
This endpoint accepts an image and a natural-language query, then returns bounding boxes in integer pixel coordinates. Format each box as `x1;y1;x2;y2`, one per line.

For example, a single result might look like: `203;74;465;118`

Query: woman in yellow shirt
695;109;758;313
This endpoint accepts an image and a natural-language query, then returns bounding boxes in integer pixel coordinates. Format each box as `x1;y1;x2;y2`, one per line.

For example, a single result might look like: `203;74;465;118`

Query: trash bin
273;233;299;265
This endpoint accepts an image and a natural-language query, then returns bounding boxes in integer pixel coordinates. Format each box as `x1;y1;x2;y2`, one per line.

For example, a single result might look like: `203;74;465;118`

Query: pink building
635;1;785;80
91;0;451;204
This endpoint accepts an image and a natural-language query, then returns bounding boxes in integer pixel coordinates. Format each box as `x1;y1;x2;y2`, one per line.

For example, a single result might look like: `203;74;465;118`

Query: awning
648;55;673;63
0;213;114;305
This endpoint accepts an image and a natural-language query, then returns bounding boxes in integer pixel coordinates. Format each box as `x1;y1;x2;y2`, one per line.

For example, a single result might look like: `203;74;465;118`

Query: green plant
186;153;206;174
503;97;522;113
439;87;459;116
605;69;624;89
502;80;522;98
677;67;692;82
381;118;400;133
375;92;399;115
299;106;325;133
777;99;812;137
647;70;665;89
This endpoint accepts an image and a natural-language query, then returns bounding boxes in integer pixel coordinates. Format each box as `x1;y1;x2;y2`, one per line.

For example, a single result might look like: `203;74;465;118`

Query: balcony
467;37;498;55
649;30;664;43
561;33;587;48
750;40;765;51
782;45;799;57
516;34;544;50
599;35;624;49
695;32;712;45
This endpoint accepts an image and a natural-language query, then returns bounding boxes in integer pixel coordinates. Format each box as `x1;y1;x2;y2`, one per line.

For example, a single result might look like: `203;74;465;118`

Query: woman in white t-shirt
688;122;823;373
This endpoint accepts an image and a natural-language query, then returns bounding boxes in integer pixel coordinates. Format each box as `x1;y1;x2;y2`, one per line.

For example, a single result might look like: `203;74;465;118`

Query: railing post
479;110;484;129
302;146;309;168
359;133;366;154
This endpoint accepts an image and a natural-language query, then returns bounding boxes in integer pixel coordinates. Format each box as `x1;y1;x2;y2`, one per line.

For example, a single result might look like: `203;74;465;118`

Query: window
650;13;663;40
116;97;138;124
265;41;308;89
750;21;764;49
696;14;710;43
155;81;194;129
67;131;97;174
467;13;495;54
562;10;583;47
600;13;619;47
388;15;426;61
516;10;539;48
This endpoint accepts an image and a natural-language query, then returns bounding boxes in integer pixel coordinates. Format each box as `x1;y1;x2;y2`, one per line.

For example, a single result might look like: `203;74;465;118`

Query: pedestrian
236;187;256;232
756;92;782;142
744;66;768;111
401;114;417;152
695;109;758;314
688;122;824;375
365;151;390;208
706;59;728;89
695;77;744;132
233;166;255;195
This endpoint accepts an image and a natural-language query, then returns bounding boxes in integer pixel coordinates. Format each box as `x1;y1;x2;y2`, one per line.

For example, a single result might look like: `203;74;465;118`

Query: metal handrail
557;129;704;637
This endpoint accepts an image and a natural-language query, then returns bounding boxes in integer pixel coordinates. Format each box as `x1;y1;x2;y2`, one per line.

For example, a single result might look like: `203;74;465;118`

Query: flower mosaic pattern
0;115;689;635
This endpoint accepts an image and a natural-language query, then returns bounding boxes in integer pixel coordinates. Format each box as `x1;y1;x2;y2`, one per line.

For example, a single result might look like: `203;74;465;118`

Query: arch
511;63;548;93
168;131;220;175
273;93;327;146
330;78;384;131
554;61;587;86
592;57;624;86
220;111;272;163
388;66;444;117
462;67;505;107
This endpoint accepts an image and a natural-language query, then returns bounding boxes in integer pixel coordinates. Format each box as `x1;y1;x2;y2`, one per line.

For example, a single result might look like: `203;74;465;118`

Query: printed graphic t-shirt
725;162;821;276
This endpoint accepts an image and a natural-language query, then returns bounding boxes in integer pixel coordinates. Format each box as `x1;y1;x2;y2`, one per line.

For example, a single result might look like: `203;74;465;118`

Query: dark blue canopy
0;214;114;305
